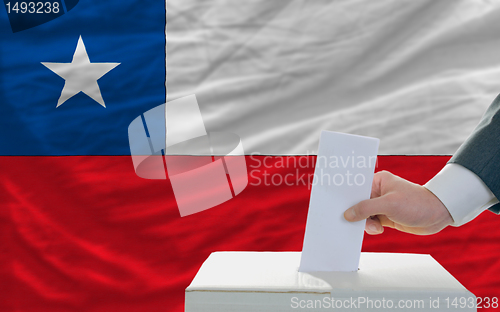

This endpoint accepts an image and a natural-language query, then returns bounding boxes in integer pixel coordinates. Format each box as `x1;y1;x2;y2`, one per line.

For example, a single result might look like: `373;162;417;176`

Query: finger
370;172;383;199
344;195;395;222
370;171;393;199
377;215;396;229
365;216;384;235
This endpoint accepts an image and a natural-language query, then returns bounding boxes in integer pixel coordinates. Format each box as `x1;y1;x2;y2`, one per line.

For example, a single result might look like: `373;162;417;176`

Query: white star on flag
42;36;120;108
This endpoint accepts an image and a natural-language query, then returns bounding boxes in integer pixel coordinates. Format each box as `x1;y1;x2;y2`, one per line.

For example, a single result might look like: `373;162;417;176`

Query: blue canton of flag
0;0;166;155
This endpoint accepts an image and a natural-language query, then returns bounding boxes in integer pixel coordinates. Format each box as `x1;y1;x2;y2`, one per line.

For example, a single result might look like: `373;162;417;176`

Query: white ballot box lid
185;252;476;312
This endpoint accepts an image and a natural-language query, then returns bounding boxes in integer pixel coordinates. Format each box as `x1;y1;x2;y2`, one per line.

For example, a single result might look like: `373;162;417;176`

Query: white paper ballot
299;131;379;272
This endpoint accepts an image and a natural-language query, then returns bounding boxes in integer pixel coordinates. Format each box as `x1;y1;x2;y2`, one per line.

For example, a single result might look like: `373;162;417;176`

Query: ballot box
185;252;476;312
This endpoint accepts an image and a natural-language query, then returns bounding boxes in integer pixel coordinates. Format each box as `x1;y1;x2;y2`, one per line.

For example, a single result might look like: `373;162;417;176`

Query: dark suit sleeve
449;94;500;214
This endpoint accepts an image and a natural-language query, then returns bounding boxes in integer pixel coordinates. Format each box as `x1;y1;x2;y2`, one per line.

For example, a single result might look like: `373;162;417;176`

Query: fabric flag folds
167;0;500;155
2;1;500;312
0;0;165;155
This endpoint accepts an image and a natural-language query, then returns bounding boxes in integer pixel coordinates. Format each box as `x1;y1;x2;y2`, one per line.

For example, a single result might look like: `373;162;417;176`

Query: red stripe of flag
2;156;499;311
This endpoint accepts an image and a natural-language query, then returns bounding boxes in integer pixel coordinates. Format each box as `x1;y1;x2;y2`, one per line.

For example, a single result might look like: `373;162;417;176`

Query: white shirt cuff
424;163;499;227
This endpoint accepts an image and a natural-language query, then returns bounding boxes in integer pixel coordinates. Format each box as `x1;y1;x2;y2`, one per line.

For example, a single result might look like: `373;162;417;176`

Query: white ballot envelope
299;131;379;272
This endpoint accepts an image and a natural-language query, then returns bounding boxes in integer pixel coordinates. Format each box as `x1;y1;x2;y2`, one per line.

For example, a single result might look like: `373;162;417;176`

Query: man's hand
344;171;454;235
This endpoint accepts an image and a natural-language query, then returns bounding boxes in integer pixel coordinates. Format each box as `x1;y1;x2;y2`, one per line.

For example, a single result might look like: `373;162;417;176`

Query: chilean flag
2;1;500;311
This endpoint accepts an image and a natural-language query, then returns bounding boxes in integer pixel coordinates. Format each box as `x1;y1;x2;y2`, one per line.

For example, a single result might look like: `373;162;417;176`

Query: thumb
344;196;393;222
